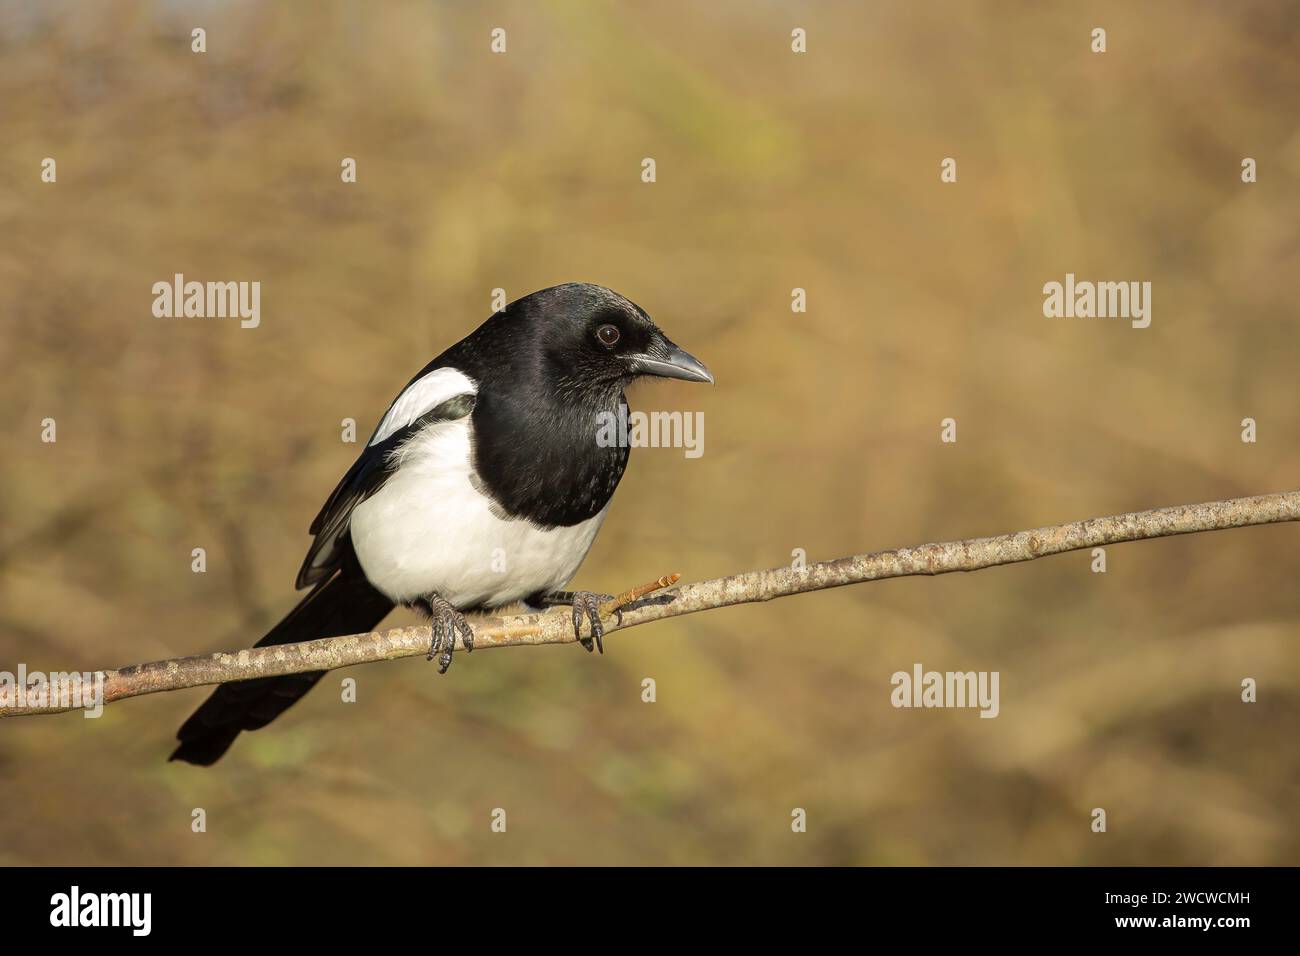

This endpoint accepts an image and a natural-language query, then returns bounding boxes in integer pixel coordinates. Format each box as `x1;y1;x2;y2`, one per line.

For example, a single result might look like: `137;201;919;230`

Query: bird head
518;283;714;394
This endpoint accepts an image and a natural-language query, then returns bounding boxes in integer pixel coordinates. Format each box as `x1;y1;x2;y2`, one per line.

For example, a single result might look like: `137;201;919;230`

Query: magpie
170;283;713;765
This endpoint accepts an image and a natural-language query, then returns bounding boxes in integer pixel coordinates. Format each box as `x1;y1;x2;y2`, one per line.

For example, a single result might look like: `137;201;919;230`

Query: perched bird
171;283;712;765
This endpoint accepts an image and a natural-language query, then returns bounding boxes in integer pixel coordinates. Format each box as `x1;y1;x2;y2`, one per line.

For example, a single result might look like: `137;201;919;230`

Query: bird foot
570;591;620;654
528;575;680;655
424;594;474;674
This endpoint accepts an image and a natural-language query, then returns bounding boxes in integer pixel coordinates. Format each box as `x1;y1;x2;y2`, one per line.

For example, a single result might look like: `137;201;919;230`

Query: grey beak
628;339;715;384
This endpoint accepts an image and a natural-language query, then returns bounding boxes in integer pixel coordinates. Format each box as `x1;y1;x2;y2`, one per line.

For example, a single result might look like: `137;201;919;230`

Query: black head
499;283;713;398
444;284;711;528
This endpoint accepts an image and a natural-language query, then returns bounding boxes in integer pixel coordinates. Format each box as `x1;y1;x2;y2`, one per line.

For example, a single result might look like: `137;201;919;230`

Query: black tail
170;567;394;766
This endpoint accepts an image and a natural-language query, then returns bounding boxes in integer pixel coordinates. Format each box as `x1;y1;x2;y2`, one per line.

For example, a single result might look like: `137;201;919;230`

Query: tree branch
3;490;1296;717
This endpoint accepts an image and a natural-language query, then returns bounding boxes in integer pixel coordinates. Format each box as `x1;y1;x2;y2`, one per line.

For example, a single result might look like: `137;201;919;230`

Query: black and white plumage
171;283;712;765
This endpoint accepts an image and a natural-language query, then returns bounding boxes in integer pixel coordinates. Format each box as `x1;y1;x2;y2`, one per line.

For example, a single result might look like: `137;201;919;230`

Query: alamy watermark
595;404;704;459
50;886;151;936
0;665;104;717
151;273;260;328
1042;273;1151;328
890;662;1000;718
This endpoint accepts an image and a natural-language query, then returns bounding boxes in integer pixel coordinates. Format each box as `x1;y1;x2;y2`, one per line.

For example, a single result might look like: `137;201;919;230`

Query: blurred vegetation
1;0;1298;864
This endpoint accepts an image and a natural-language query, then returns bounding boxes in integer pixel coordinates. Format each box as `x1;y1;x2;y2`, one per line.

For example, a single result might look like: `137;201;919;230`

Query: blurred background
1;0;1298;865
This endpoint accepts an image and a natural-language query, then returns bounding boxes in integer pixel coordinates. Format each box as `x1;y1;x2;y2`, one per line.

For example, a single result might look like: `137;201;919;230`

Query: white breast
349;417;609;608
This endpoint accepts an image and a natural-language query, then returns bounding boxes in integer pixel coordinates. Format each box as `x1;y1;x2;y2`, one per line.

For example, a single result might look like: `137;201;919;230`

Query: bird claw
570;591;618;654
424;594;474;674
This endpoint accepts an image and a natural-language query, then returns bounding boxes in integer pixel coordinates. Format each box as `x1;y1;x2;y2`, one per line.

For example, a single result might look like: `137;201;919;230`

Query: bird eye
596;324;621;347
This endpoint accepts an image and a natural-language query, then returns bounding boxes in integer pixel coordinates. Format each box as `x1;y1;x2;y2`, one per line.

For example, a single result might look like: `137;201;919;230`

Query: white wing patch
369;367;477;446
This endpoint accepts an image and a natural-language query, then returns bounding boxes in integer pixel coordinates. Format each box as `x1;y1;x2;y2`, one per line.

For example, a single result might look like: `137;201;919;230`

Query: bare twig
2;491;1296;717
